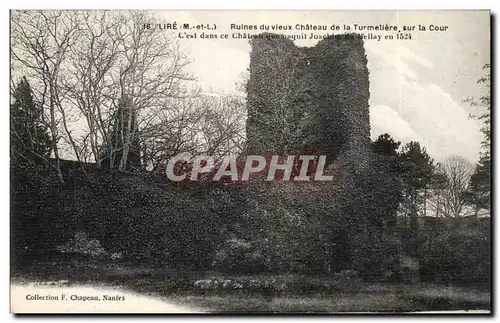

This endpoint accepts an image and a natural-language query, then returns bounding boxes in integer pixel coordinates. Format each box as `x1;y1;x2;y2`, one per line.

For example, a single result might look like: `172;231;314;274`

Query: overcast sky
157;10;490;163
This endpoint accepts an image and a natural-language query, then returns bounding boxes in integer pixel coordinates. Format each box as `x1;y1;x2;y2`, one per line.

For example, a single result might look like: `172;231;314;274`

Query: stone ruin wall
245;33;372;174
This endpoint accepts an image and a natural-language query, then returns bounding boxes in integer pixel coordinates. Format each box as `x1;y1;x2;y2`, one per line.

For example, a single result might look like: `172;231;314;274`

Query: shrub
56;231;107;258
212;236;270;274
416;225;490;288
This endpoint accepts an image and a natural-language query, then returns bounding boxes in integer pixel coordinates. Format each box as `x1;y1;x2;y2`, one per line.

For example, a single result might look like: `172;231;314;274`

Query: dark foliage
100;96;142;171
10;77;52;166
416;223;490;288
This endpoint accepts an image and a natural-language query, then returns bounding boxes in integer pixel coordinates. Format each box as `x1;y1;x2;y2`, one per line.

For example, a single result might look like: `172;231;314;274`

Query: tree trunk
119;99;134;172
49;85;63;183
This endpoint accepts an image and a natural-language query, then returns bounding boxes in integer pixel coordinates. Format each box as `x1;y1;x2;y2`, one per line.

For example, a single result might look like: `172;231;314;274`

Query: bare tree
61;11;121;168
430;155;474;218
11;10;82;182
12;10;196;173
62;11;194;170
139;93;247;174
12;10;247;178
110;11;193;171
196;93;247;158
139;96;205;173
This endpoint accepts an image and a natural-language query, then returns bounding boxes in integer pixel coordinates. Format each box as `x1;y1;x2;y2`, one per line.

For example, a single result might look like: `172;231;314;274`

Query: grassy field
11;260;491;313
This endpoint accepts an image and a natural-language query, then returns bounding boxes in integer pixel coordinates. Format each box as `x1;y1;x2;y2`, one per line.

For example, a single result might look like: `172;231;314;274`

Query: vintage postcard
9;10;491;314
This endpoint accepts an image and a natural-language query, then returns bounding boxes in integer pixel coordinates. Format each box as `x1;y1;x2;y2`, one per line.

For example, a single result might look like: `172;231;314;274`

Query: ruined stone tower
245;33;371;172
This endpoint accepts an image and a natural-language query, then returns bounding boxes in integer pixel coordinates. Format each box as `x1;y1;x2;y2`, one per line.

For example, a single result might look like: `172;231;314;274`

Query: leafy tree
372;133;401;157
372;133;402;174
465;63;491;215
468;158;491;215
11;77;54;262
371;133;404;220
399;141;436;222
10;76;52;166
470;63;491;153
